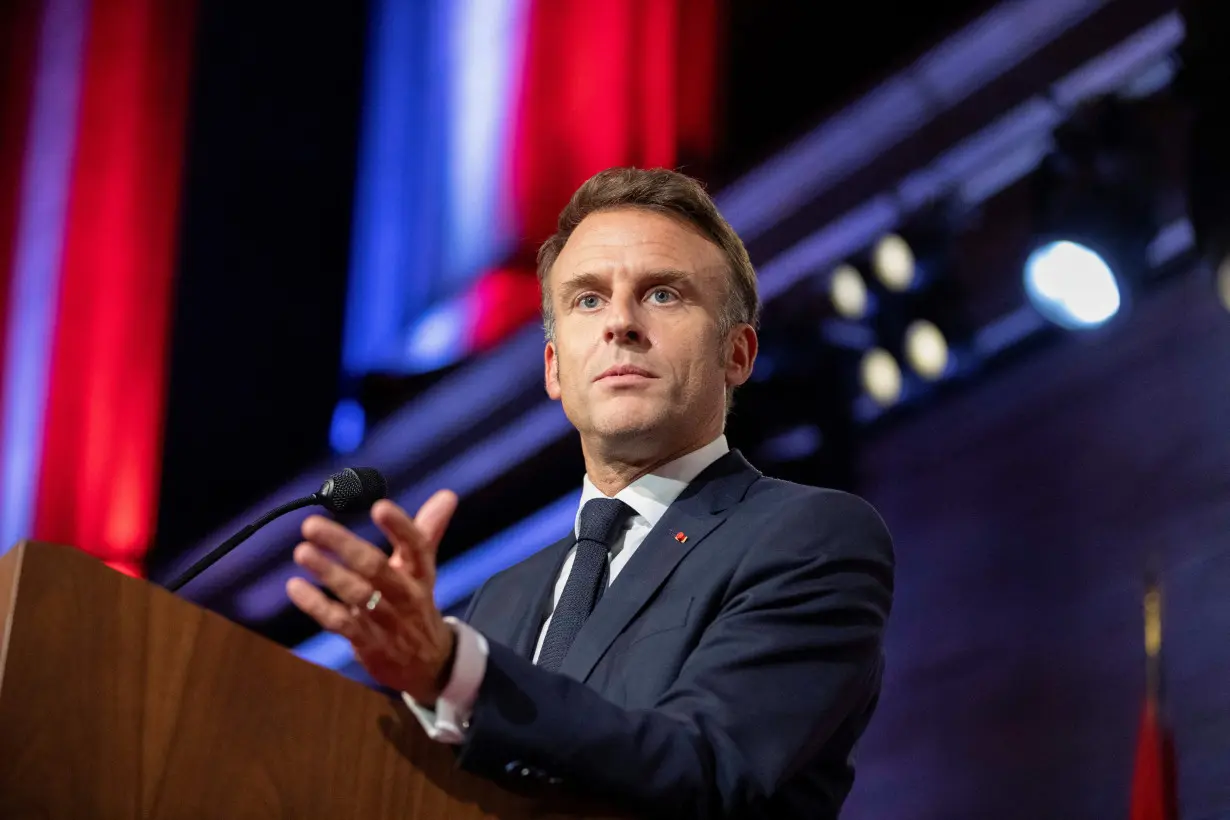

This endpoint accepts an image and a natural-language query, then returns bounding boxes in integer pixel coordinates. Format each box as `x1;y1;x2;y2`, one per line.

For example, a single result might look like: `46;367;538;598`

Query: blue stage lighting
1023;240;1122;330
329;398;367;454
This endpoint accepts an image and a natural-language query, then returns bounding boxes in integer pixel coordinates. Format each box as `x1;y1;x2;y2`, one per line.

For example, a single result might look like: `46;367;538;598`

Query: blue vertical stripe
342;0;448;375
341;0;528;377
0;0;89;554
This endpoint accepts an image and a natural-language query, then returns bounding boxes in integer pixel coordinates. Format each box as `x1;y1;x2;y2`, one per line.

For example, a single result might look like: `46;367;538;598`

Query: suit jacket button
503;761;524;775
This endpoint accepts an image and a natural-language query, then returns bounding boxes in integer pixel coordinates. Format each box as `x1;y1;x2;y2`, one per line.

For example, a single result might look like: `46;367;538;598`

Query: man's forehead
553;210;724;279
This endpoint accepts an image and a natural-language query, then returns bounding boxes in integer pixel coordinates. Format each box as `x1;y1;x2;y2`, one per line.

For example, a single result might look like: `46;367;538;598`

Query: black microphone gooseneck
165;495;317;592
165;467;388;593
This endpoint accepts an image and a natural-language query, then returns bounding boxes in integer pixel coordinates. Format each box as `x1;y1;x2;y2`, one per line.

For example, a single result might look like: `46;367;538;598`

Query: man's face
544;208;756;454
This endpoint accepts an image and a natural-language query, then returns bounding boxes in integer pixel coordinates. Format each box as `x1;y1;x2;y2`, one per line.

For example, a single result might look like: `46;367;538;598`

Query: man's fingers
287;569;417;648
370;500;425;578
300;514;408;590
373;490;457;580
293;543;377;606
414;489;459;547
286;576;362;639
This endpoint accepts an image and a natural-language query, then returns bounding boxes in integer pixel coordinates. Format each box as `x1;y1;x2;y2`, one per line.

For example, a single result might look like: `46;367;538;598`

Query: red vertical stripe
511;0;719;245
637;0;678;169
0;0;43;407
473;0;720;348
512;0;629;243
34;0;196;575
676;0;721;163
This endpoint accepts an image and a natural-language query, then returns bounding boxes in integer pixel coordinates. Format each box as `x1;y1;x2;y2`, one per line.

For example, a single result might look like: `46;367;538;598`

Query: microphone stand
165;494;320;592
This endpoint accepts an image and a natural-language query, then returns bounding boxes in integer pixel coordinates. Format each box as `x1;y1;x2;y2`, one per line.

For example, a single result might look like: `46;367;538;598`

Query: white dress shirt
404;434;730;743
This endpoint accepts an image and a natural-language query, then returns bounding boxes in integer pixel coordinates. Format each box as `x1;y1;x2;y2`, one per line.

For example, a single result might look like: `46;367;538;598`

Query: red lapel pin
674;531;688;543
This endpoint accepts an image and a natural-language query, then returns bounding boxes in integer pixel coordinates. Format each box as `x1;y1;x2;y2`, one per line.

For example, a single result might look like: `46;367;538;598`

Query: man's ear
724;324;758;389
544;340;562;400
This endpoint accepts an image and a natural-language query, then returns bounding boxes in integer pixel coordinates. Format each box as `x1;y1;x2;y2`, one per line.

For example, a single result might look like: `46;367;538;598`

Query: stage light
860;348;902;407
1022;96;1161;331
1217;255;1230;313
830;263;869;319
1023;240;1122;330
872;233;916;291
904;319;949;380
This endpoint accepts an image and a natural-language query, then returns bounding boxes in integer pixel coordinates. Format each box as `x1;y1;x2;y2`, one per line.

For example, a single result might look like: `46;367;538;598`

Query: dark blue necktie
536;497;632;672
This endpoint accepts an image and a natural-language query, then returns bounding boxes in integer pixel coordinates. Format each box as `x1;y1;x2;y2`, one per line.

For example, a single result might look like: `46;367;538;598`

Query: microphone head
317;467;388;514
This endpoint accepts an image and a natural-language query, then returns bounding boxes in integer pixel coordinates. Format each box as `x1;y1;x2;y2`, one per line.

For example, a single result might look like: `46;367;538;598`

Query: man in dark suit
286;167;894;818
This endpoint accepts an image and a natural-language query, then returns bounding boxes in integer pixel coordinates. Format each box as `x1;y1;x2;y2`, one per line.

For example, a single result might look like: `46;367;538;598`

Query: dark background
847;269;1230;820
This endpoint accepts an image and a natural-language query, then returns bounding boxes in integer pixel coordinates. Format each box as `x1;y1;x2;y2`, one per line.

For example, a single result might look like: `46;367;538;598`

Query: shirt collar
574;435;730;538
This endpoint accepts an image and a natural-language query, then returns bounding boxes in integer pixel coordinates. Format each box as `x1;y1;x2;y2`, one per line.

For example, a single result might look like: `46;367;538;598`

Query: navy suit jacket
456;450;894;819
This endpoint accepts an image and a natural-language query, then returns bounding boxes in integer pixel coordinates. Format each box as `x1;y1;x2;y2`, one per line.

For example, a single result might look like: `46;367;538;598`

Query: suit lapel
507;532;575;659
557;450;760;683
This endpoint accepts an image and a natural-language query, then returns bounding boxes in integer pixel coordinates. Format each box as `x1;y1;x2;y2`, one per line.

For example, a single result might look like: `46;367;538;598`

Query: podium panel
0;542;610;819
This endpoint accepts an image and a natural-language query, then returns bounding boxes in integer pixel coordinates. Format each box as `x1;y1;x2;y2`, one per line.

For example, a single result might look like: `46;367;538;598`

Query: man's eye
649;289;676;304
578;294;601;309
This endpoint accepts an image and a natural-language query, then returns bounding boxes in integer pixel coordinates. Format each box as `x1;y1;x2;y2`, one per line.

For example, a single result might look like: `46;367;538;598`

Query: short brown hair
536;167;760;342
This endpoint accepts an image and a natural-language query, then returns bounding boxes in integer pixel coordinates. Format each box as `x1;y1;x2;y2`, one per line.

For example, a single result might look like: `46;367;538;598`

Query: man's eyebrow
556;271;606;300
556;268;696;301
643;268;693;285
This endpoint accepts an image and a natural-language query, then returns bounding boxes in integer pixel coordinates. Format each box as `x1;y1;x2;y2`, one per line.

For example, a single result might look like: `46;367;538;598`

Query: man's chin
592;408;664;441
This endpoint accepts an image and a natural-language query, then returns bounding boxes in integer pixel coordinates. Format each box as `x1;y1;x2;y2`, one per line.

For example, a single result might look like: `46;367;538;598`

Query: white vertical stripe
444;0;530;284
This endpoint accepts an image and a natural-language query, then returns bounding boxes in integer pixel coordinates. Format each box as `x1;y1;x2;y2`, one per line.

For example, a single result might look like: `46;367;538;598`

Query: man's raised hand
286;490;459;703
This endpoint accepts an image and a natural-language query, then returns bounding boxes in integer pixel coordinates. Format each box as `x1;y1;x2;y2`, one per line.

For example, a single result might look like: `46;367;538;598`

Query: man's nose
603;293;643;344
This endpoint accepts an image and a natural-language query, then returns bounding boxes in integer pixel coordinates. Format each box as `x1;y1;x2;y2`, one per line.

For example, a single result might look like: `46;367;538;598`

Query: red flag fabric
1129;698;1178;820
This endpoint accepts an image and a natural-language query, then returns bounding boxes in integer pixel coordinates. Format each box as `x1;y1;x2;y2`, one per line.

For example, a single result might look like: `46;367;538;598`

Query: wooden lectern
0;542;614;819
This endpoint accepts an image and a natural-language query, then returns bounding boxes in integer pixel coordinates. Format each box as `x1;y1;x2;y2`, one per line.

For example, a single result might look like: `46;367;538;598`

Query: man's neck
581;430;719;496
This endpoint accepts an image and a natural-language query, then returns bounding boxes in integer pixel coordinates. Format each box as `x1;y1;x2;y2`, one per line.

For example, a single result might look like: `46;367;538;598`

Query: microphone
165;467;388;592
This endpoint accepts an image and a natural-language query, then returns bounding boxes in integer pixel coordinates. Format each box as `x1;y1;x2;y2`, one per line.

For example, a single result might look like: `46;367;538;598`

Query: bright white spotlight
1217;255;1230;314
873;234;916;291
904;320;949;380
860;348;902;407
1023;240;1122;329
830;264;868;319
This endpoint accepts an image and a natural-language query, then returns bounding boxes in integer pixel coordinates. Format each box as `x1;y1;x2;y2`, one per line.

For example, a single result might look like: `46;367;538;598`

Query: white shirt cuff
402;616;488;744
